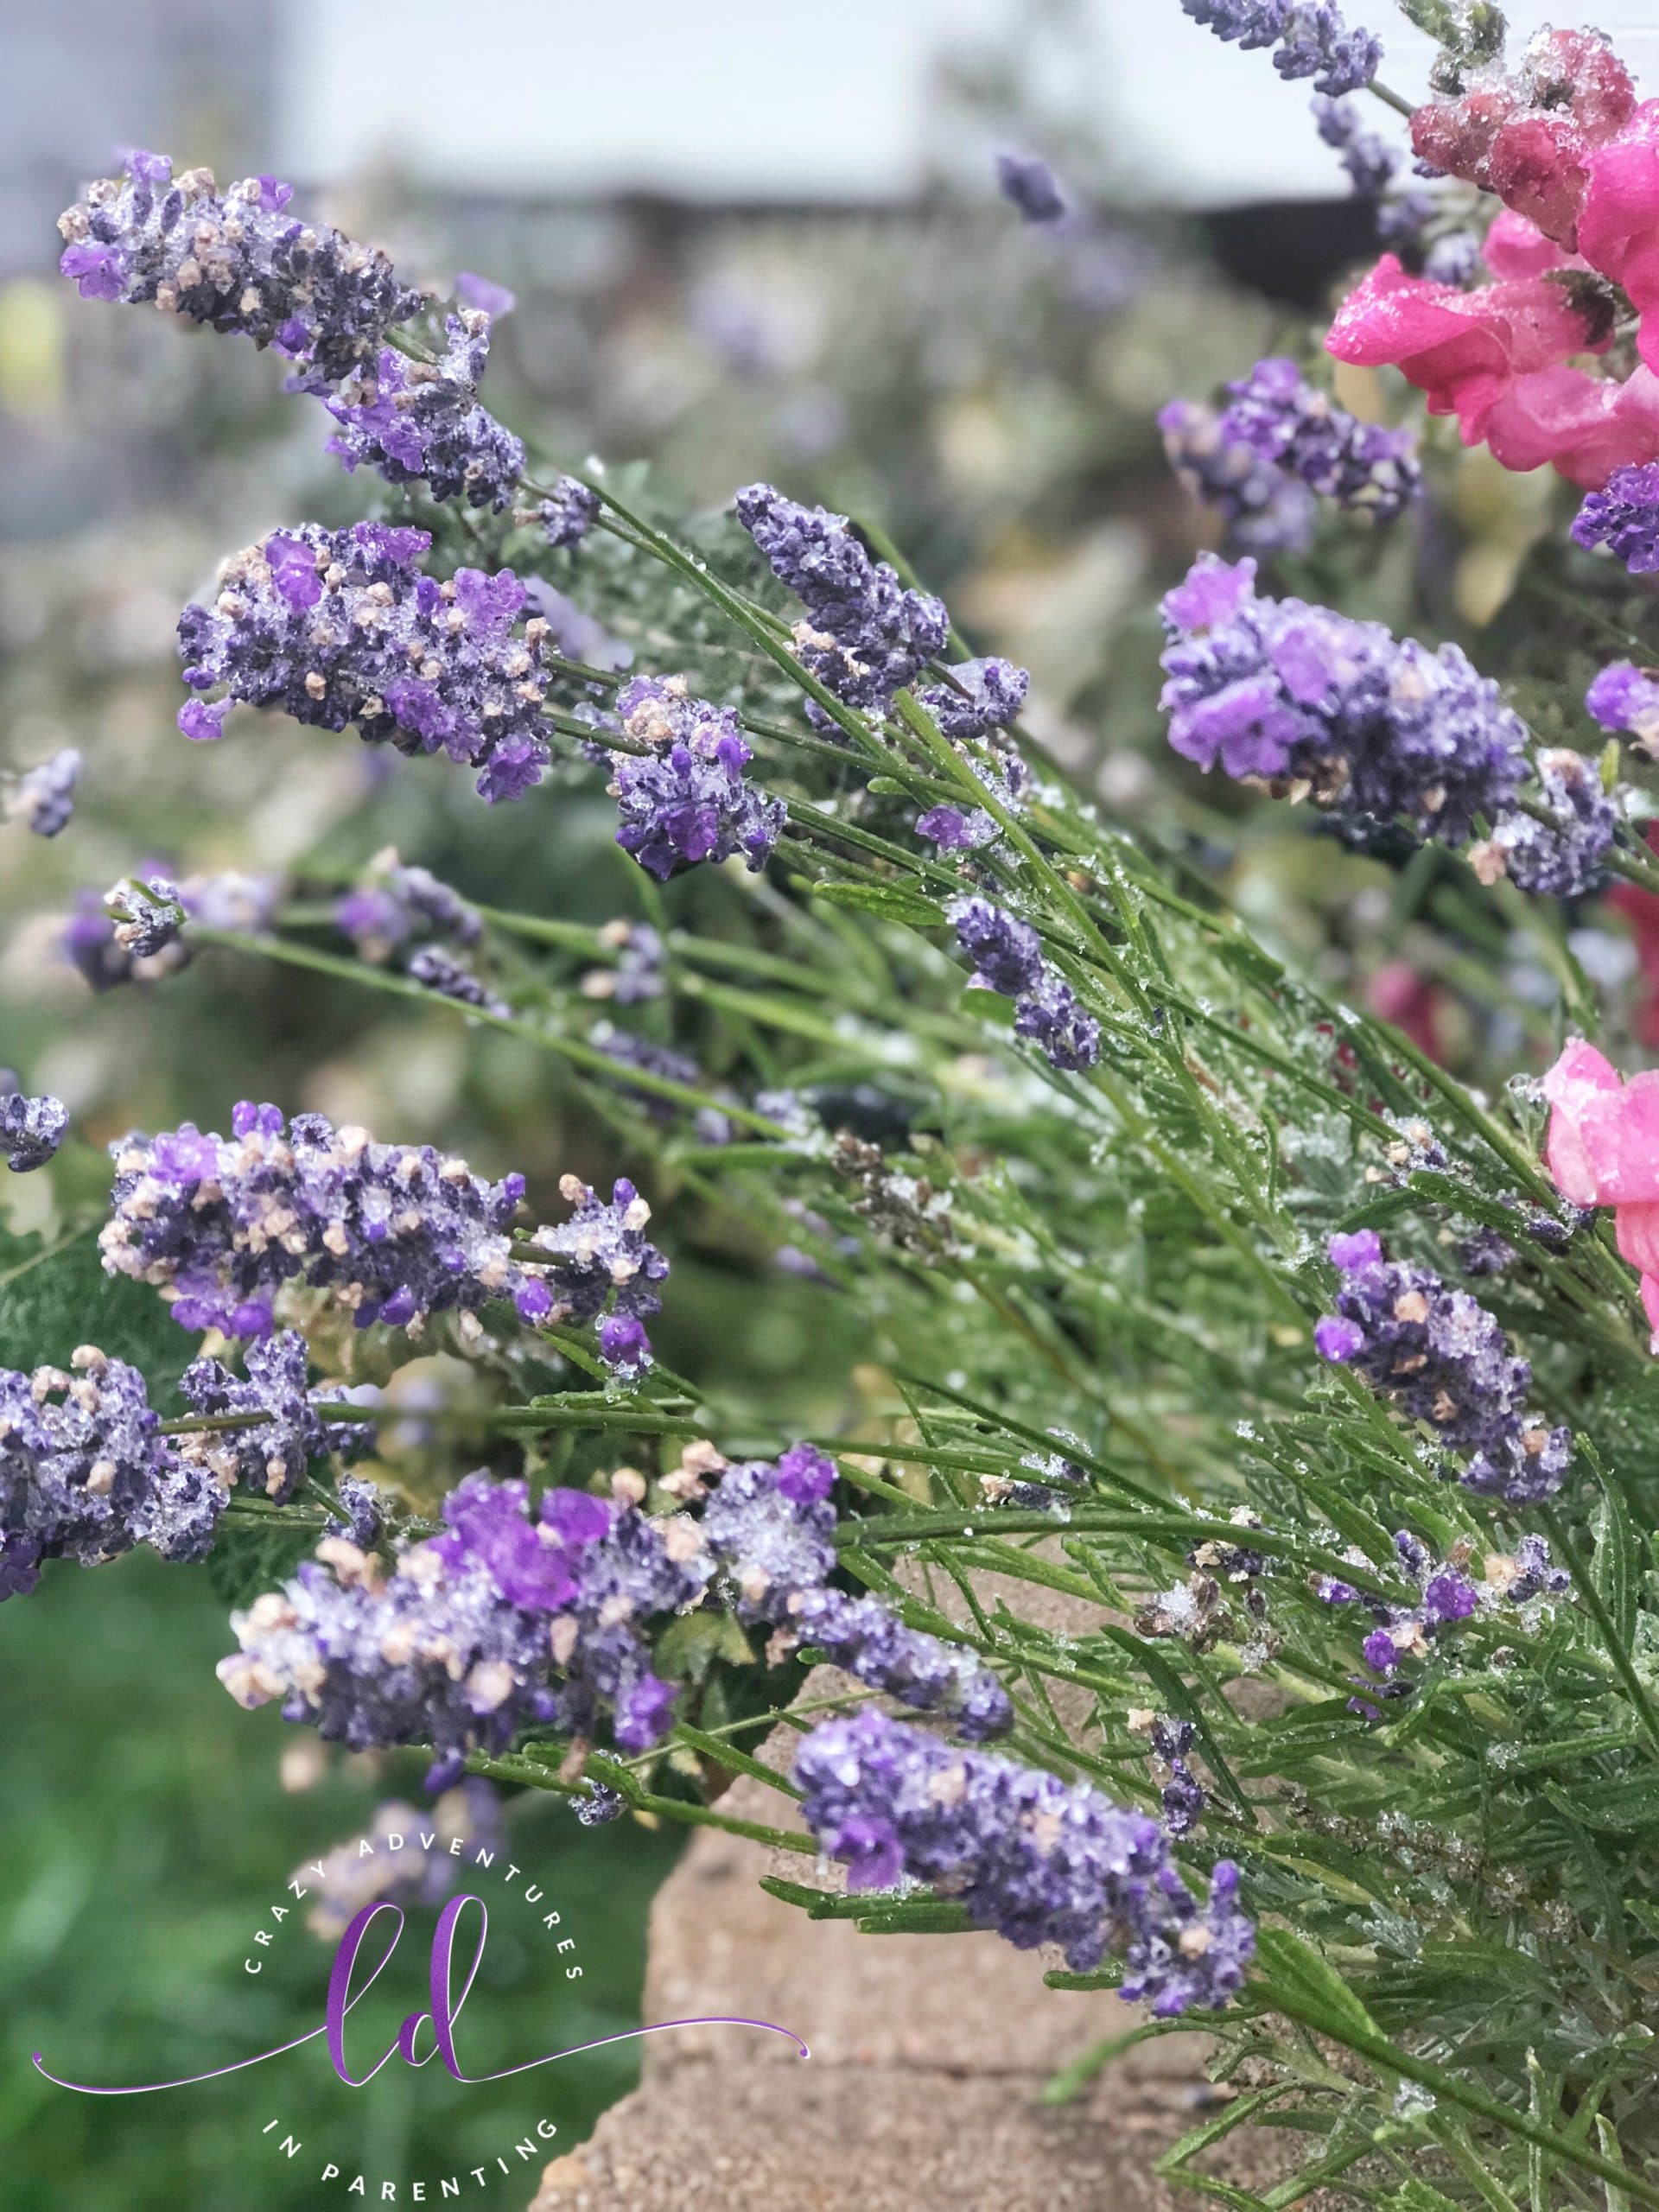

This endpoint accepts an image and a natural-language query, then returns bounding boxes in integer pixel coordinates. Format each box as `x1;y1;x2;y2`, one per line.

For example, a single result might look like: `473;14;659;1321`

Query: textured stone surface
529;1682;1281;2212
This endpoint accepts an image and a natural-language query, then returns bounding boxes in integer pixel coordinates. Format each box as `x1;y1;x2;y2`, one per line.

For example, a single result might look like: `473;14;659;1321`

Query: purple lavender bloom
102;1103;569;1342
734;484;950;715
916;658;1029;742
301;1780;505;1942
950;897;1099;1071
57;152;420;385
608;676;785;880
1477;750;1617;898
1159;399;1318;557
916;804;997;852
796;1708;1254;2009
220;1471;709;1765
0;1079;68;1173
995;154;1068;225
179;1331;369;1503
1316;1231;1573;1502
1221;358;1419;521
60;894;141;991
406;944;508;1017
1178;0;1381;98
5;747;80;836
701;1446;1011;1738
0;1347;227;1597
327;1471;387;1549
1574;464;1659;573
106;875;184;958
586;920;665;1005
1160;555;1531;849
455;271;516;317
532;479;601;550
793;1587;1013;1738
1150;1717;1205;1837
336;856;482;962
523;1174;671;1376
321;313;524;510
592;1026;702;1127
176;524;559;804
1586;661;1659;747
1313;94;1399;201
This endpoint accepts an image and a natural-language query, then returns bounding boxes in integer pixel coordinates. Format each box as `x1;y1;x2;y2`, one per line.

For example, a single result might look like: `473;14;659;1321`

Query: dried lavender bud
57;151;420;385
0;1079;68;1173
735;483;950;715
4;747;80;837
321;312;524;509
1323;1529;1570;1688
178;1331;369;1503
796;1707;1254;2010
608;676;785;880
575;1781;626;1826
176;523;559;804
1315;1230;1573;1502
0;1347;226;1597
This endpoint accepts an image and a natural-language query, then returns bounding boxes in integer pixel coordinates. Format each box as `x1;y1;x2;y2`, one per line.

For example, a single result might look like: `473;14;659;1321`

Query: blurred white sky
276;0;1659;206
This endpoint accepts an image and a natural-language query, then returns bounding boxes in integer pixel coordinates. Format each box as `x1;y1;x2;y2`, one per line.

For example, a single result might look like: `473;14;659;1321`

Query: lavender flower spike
1177;0;1381;99
4;748;80;837
179;1331;370;1503
1587;662;1659;749
176;523;559;803
1;1347;227;1598
796;1708;1254;2010
102;1103;551;1340
950;896;1099;1072
608;676;785;880
1221;357;1419;521
1159;399;1316;557
1158;555;1538;861
321;312;524;510
995;154;1068;226
1316;1230;1573;1503
0;1078;68;1173
57;151;420;385
734;484;950;715
1574;464;1659;574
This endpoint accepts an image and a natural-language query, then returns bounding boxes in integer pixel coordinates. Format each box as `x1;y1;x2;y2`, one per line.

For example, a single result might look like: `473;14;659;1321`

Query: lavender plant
21;22;1659;2200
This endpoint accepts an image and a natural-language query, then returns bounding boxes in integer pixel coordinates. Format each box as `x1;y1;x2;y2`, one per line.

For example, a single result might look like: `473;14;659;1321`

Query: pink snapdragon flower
1579;103;1659;370
1409;28;1639;251
1542;1039;1659;1345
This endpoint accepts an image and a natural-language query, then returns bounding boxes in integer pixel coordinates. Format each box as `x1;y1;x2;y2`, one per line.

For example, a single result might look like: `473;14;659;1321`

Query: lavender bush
15;8;1659;2202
